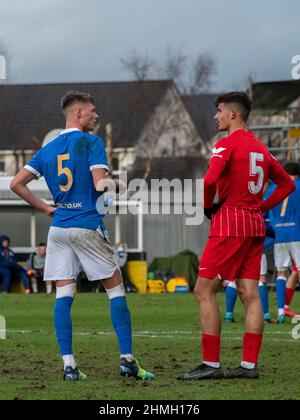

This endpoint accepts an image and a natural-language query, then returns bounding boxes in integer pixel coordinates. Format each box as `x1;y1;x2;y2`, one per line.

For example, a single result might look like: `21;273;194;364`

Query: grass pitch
0;292;299;400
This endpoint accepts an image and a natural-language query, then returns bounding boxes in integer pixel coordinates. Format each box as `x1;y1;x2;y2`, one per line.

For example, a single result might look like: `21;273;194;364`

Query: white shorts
260;253;268;276
44;227;119;281
274;242;300;271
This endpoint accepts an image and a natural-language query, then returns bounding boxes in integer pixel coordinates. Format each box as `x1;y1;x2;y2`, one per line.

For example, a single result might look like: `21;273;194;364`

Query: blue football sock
259;283;269;315
54;296;73;356
110;296;132;355
226;284;238;314
276;277;287;311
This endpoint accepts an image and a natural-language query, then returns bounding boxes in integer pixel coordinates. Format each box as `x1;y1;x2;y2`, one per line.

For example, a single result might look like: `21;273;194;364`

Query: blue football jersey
263;211;274;250
25;129;109;230
266;179;300;243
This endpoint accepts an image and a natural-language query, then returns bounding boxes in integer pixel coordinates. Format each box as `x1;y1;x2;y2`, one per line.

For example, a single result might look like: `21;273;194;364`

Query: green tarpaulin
148;250;199;289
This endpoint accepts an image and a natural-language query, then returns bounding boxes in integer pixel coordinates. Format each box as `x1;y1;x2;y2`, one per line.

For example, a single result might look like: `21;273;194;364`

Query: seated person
0;235;31;294
24;243;53;294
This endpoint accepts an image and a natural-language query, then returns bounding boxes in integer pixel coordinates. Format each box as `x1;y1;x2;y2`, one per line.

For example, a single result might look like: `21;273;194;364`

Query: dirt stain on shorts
70;229;116;263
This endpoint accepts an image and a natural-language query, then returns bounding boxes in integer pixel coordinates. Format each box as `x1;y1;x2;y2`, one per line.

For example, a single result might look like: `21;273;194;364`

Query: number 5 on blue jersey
58;154;73;192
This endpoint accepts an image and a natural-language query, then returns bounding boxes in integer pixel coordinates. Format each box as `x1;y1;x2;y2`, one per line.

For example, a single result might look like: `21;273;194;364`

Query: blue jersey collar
60;128;81;134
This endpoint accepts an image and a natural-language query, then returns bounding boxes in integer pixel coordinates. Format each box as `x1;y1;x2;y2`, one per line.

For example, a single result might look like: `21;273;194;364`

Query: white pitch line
4;329;300;343
5;329;297;336
6;330;33;334
5;329;296;335
227;337;298;343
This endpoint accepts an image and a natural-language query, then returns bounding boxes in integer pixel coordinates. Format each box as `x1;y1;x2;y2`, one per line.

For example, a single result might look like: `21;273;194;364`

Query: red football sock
242;332;263;365
202;333;220;363
285;288;295;307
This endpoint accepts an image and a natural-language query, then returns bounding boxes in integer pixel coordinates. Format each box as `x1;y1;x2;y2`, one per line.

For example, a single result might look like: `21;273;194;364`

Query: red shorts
199;237;264;281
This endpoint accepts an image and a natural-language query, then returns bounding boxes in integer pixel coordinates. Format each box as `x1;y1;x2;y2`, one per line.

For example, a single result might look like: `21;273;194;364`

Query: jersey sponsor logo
211;147;226;158
56;202;83;209
212;147;226;154
275;222;296;227
270;153;278;161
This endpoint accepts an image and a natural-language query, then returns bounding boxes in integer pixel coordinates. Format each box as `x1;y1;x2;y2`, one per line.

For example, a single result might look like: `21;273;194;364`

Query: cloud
0;0;298;90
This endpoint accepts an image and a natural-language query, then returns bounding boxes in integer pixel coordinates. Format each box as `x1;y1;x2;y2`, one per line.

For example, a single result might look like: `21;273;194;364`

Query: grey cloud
0;0;298;90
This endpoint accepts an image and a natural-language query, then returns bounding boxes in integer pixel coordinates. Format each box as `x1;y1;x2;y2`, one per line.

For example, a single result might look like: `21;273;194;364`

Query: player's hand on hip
96;178;115;193
46;206;57;217
204;199;226;220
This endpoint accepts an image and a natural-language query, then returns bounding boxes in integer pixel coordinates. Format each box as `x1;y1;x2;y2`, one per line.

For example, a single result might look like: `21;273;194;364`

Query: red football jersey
204;129;295;237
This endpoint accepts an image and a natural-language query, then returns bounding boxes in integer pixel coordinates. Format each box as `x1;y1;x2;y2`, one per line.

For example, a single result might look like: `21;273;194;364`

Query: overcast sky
0;0;298;91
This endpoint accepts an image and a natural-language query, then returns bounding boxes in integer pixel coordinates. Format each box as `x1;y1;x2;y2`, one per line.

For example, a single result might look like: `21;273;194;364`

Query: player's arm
89;137;126;193
10;168;56;217
261;159;295;213
92;168;110;191
91;168;116;192
204;141;230;209
204;158;227;208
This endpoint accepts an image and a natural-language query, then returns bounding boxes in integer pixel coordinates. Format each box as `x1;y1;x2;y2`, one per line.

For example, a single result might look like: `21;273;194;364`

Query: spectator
0;235;31;294
24;243;53;294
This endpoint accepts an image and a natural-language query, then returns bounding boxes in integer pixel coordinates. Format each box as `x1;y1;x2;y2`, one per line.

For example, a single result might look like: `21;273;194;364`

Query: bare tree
104;123;113;174
120;49;155;81
188;53;216;95
120;47;214;181
160;46;187;92
159;48;216;95
122;47;216;94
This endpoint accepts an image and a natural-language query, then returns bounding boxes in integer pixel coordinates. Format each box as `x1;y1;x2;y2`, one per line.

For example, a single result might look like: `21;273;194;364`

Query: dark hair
61;91;95;111
38;243;46;247
283;161;300;176
215;91;252;121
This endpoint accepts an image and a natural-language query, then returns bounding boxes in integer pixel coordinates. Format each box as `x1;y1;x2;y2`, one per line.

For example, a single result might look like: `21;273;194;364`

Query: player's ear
230;110;237;120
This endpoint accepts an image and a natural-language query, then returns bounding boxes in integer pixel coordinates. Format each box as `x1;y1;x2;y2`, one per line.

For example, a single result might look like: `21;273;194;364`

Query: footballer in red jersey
178;92;295;381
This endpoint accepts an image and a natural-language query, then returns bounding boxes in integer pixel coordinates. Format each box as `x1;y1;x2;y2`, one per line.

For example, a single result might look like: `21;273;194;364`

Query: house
0;80;208;177
182;93;219;144
248;80;300;160
249;79;300;145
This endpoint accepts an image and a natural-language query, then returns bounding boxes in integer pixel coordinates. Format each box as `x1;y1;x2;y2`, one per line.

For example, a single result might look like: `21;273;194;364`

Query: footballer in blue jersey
266;162;300;323
258;211;275;323
11;91;154;382
266;179;300;244
25;129;109;231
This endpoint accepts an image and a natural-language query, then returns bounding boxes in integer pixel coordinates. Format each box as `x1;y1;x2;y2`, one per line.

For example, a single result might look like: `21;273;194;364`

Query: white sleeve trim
24;165;41;179
90;164;109;172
